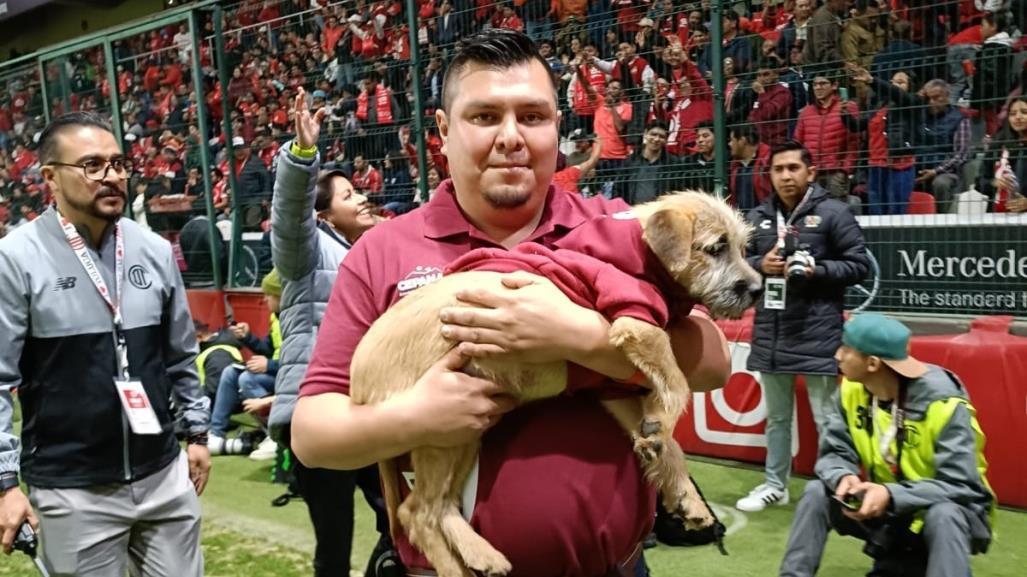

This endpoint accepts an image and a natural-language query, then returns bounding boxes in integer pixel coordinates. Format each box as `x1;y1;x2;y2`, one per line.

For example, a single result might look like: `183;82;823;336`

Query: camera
863;521;901;559
786;250;814;281
781;234;814;282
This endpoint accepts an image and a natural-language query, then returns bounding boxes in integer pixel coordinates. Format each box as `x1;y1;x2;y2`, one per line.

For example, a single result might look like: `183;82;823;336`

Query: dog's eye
704;243;726;257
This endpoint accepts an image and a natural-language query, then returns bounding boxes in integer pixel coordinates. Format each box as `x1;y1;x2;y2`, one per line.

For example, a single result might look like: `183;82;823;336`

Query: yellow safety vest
195;344;243;389
839;378;996;533
270;313;282;361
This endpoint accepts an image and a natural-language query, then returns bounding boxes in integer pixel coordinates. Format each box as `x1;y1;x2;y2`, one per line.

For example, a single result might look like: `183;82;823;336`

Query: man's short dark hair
730;124;760;145
442;30;556;112
695;120;714;133
645;120;669;133
770;140;814;167
723;10;740;24
37;111;113;165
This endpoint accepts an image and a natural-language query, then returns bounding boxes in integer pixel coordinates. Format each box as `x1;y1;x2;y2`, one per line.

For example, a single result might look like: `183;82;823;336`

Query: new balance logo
54;277;77;291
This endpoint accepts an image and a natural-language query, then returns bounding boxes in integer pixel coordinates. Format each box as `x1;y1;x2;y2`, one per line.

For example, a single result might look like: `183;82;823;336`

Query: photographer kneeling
780;314;994;577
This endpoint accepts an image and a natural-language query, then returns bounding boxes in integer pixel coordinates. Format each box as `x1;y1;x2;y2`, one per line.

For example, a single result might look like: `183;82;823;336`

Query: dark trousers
293;459;391;577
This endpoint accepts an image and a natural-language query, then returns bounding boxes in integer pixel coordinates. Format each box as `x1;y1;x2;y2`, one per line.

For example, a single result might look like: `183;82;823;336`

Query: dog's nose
736;279;763;300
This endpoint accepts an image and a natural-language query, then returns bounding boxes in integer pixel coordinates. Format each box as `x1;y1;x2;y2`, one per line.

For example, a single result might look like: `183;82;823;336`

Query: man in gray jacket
270;89;392;577
780;314;994;577
0;112;210;575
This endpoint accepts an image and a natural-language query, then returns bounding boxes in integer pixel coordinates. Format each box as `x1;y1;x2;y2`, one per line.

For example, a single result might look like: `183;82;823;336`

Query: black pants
292;458;391;577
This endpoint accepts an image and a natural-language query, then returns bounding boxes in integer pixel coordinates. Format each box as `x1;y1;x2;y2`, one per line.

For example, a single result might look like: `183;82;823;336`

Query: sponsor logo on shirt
759;219;772;230
612;210;636;220
397;266;443;297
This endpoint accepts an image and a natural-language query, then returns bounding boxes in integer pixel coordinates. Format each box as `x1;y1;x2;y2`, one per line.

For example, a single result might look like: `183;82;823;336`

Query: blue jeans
868;166;915;215
210;366;276;436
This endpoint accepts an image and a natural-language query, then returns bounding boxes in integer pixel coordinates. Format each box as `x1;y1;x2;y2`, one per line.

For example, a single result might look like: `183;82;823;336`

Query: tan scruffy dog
350;191;763;577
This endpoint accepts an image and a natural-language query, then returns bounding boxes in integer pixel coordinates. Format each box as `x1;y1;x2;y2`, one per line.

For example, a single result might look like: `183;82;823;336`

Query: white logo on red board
691;342;798;455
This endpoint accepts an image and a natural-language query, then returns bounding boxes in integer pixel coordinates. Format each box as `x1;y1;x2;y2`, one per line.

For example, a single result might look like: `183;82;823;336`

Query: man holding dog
737;141;869;512
293;29;731;577
779;314;994;577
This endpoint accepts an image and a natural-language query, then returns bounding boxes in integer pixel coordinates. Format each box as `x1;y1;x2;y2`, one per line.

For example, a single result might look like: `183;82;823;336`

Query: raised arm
273;88;328;282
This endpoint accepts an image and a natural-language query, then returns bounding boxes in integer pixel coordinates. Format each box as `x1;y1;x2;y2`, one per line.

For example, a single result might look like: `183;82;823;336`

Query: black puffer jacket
745;185;870;374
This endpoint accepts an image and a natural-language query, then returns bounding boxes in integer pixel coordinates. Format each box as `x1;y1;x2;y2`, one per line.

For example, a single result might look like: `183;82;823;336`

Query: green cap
261;268;282;297
842;314;927;378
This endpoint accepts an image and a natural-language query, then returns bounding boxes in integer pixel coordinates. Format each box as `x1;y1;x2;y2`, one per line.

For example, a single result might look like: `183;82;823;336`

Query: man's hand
834;474;862;499
242;396;274;416
761;245;785;276
397;348;517;447
751;80;765;95
187;444;211;496
843;481;891;521
995;174;1021;195
230;322;250;339
246;355;269;374
294;87;327;149
915;169;937;184
0;488;37;555
439;272;599;364
1006;195;1027;213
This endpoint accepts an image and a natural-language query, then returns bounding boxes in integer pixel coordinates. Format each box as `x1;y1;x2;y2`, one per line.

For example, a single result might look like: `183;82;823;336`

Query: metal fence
1;0;1026;317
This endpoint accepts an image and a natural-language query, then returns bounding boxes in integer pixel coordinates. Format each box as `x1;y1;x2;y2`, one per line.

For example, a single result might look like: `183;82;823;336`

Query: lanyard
775;186;814;248
58;213;130;379
870;388;907;480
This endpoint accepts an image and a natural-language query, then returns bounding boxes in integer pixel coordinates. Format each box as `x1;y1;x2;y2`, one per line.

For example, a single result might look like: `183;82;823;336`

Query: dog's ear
642;205;695;279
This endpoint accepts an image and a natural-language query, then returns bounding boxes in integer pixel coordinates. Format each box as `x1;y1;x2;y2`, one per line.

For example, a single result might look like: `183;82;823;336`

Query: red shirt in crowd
301;182;655;576
594;99;633;160
351;165;383;195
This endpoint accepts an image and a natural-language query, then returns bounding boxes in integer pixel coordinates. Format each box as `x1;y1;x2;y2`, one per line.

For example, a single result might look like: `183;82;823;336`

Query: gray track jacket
269;146;350;441
0;208;209;488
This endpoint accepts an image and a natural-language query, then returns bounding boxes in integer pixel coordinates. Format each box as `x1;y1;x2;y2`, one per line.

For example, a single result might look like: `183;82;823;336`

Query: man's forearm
291;393;420;470
563;312;638;382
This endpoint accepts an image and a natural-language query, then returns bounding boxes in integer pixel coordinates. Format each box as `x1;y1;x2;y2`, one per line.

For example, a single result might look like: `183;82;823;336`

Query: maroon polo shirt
302;180;656;576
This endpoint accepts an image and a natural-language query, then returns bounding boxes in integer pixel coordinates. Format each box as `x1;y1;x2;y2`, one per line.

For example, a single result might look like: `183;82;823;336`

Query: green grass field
2;454;1023;576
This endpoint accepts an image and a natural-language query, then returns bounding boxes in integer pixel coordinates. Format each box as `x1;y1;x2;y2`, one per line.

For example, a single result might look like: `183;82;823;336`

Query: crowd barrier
675;310;1027;508
187;288;1027;508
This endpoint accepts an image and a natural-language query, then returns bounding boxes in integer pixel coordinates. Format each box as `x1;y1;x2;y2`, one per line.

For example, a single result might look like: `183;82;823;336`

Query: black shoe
643;532;658;549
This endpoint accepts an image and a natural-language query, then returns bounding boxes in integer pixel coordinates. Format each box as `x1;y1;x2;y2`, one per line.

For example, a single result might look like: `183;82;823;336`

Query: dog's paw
633;434;664;464
459;545;512;577
669;494;716;530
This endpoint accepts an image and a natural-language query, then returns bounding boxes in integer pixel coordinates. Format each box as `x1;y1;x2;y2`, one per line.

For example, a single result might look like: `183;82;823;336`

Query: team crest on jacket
397;266;443;297
804;215;822;228
128;265;152;289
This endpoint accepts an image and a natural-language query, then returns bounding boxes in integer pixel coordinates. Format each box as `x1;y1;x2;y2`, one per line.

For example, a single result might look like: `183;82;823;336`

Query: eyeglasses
49;158;128;182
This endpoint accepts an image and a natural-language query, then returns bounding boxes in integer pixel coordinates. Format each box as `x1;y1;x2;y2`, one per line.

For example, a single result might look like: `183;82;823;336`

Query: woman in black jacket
842;66;920;214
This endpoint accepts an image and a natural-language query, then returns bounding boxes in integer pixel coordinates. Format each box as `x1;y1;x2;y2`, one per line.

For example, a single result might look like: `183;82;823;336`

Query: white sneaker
735;483;789;512
248;436;277;461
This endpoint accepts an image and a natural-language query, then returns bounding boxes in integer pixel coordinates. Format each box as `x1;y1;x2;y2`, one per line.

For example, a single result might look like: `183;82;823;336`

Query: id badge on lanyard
59;215;161;435
764;188;812;310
